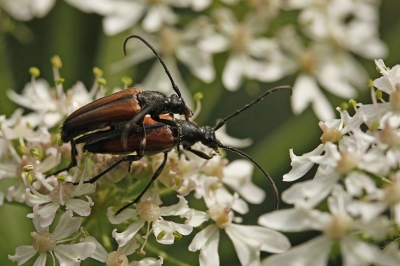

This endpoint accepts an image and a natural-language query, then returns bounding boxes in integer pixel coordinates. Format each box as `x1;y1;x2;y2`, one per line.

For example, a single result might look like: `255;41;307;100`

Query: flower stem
136;236;190;266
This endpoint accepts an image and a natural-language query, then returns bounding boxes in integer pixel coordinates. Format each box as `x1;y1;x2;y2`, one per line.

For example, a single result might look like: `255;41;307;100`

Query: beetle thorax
137;91;171;116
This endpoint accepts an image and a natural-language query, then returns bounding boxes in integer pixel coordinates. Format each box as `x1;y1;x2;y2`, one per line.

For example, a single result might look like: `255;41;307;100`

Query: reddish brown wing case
82;115;177;155
61;88;142;142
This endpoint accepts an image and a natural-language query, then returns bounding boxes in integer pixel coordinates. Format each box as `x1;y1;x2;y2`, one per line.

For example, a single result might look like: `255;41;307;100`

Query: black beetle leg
115;152;168;215
185;146;213;160
72;154;144;185
46;139;78;177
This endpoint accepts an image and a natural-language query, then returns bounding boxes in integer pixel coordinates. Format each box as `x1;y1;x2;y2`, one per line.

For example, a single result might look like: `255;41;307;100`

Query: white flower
25;163;95;227
9;210;96;266
0;109;61;203
283;144;324;182
291;73;335;121
7;79;64;128
112;22;215;107
199;8;292;91
259;186;391;266
65;0;187;35
279;0;386;120
110;196;192;248
373;59;400;95
353;171;400;225
222;160;265;204
286;0;387;58
283;106;361;182
189;203;290;266
282;131;383;208
278;26;369;120
82;235;162;266
1;0;55;21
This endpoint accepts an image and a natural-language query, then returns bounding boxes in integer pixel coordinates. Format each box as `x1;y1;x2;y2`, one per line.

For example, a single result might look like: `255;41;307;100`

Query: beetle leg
71;154;143;185
46;139;78;177
115;152;168;215
122;103;167;150
185;146;214;160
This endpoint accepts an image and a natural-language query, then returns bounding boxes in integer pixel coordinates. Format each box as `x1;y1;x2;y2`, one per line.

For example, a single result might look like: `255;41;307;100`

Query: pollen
157;230;167;240
31;231;57;253
136;198;161;222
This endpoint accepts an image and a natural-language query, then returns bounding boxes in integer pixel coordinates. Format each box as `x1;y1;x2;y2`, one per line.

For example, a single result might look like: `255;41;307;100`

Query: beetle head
170;94;193;119
200;126;219;151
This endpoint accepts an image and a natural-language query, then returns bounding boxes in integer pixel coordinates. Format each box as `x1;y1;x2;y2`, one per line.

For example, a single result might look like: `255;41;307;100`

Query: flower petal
283;145;324;182
118;238;140;256
258;207;329;232
81;236;108;262
223;160;265;204
182;209;209;227
8;245;37;265
37;201;60;228
54;242;96;266
33;252;47;266
227;224;290;254
262;236;331;266
113;220;145;247
341;236;384;266
107;206;137;225
222;54;244;91
160;195;190;216
66;197;93;216
153;220;193;245
189;224;220;266
53;210;81;240
176;45;215;83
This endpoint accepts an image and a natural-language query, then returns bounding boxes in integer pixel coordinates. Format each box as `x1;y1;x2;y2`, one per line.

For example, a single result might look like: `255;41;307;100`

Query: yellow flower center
208;204;232;228
31;231;57;253
136;198;161;222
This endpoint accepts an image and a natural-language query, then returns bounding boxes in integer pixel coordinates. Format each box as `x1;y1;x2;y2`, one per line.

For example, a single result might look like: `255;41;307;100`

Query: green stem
367;171;391;186
136;236;190;266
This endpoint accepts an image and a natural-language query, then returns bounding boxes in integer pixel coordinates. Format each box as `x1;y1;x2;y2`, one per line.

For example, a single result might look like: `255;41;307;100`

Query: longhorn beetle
49;35;192;176
72;86;292;214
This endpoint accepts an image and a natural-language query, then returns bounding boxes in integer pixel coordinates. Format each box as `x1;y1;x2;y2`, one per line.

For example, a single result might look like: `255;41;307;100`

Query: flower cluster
258;59;400;265
3;58;289;265
0;0;384;119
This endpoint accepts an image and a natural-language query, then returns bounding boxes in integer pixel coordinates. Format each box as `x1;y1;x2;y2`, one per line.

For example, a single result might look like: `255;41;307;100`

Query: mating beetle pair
50;35;291;214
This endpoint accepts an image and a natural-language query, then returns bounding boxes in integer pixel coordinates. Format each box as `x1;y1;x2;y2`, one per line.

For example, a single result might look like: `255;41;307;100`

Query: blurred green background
1;1;400;265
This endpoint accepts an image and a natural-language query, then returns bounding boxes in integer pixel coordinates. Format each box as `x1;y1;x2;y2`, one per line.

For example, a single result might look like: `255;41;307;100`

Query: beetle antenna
214;85;291;131
123;35;182;98
217;142;279;210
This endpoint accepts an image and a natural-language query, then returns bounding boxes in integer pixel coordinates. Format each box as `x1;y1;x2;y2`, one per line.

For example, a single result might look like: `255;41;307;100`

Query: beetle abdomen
61;88;142;142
